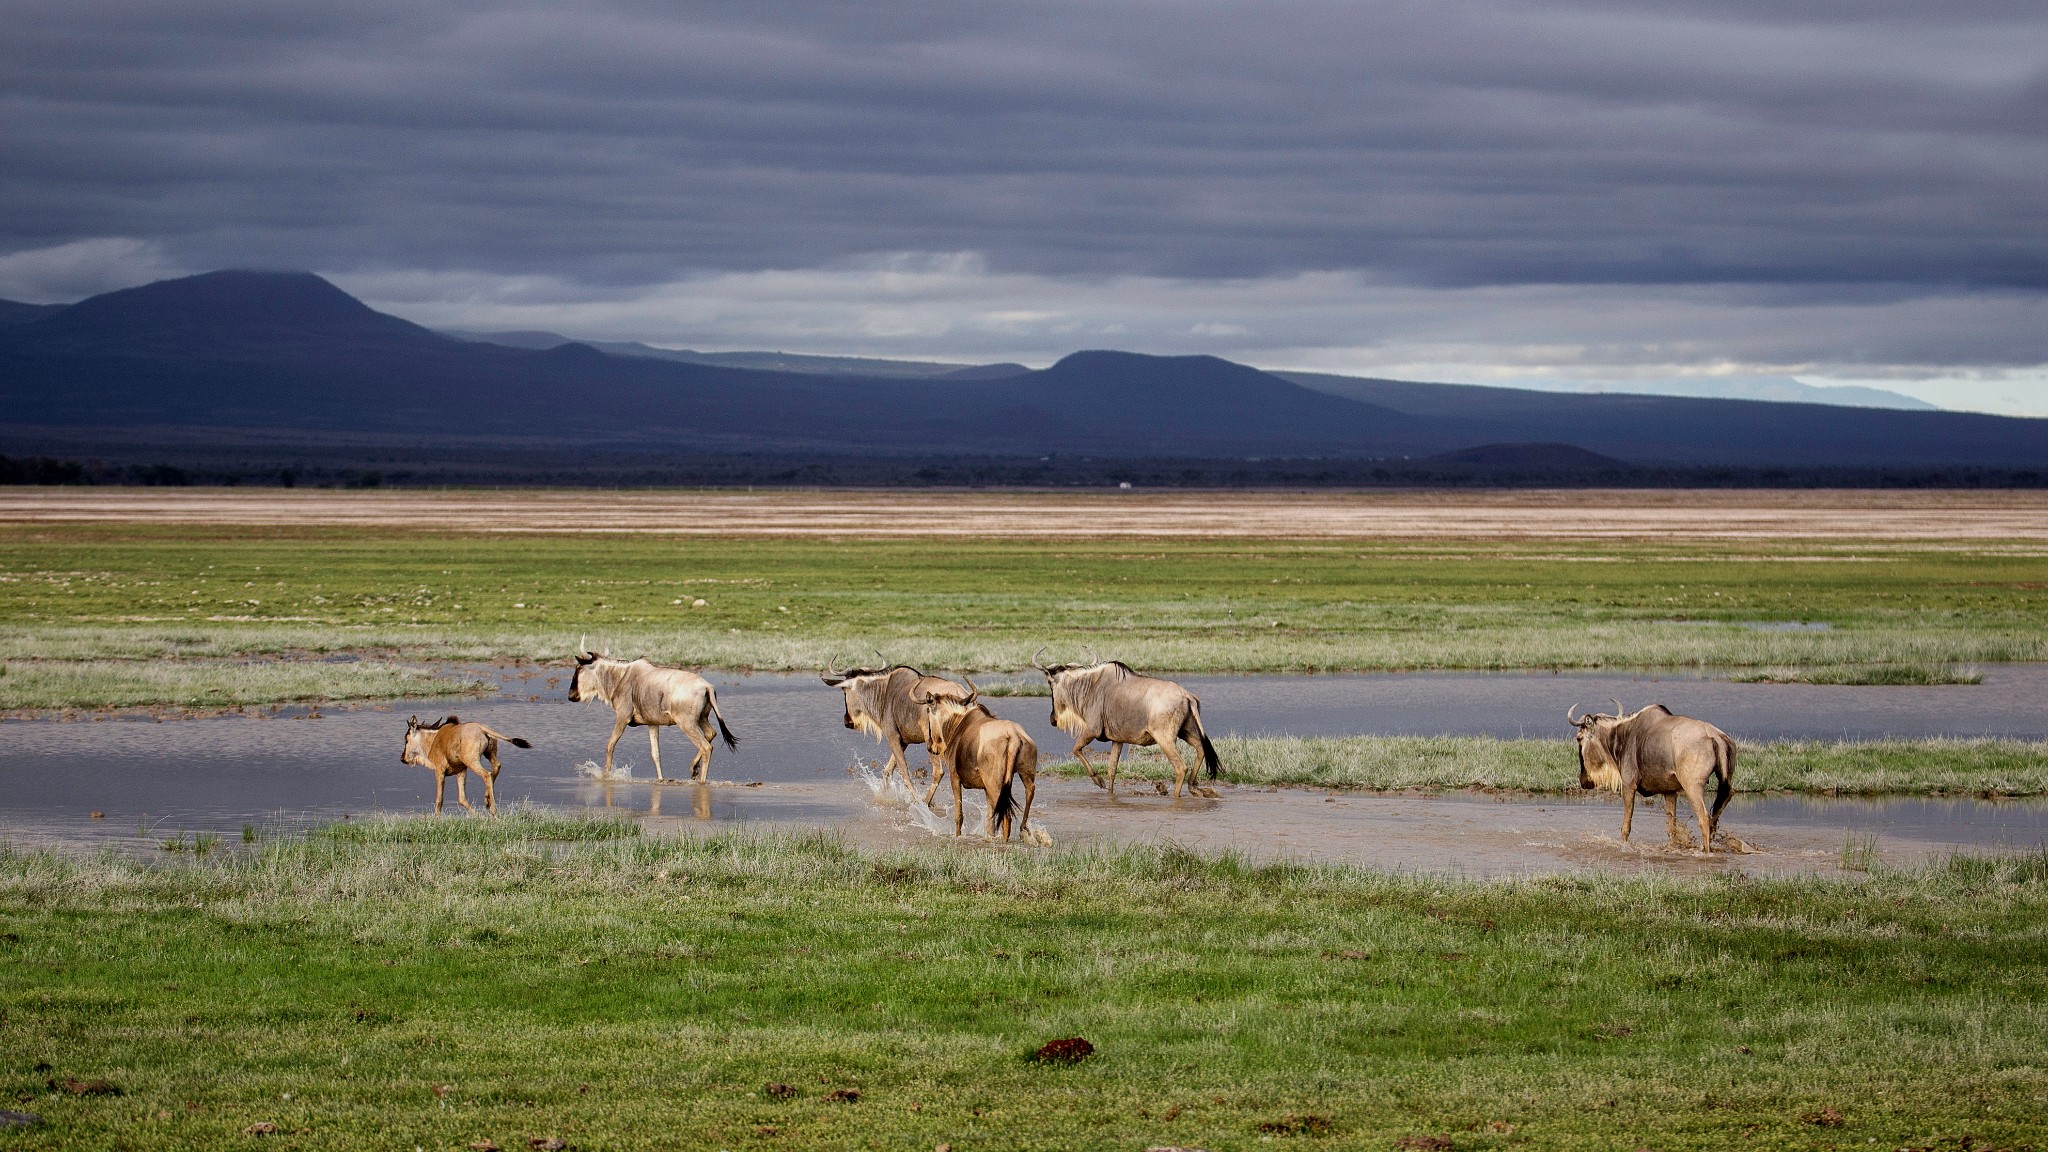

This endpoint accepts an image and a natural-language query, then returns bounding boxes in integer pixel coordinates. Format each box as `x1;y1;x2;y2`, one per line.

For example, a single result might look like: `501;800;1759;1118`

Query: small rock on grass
469;1142;501;1151
243;1122;279;1135
49;1077;120;1096
824;1088;860;1103
0;1110;43;1128
1802;1106;1845;1127
763;1081;798;1099
529;1139;569;1151
1393;1137;1450;1150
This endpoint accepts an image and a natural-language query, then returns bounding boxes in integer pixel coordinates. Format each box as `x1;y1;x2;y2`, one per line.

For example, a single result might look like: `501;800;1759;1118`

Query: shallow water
2;666;2044;872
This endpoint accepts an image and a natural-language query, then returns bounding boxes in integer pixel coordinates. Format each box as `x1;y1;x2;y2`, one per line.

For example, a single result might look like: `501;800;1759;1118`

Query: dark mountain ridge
3;270;2046;471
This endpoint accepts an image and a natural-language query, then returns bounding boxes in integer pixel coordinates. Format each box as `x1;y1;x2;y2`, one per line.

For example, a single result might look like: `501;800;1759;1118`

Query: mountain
5;270;2048;472
0;298;63;327
1471;375;1937;411
446;329;991;378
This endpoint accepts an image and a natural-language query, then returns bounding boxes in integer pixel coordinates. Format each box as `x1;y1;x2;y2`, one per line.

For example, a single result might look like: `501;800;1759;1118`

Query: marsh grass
1049;735;2048;796
1730;664;1985;686
0;818;2042;1149
1840;831;1883;872
0;657;488;712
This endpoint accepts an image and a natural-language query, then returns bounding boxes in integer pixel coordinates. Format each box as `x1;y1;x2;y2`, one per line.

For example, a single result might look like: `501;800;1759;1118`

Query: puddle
2;667;2044;872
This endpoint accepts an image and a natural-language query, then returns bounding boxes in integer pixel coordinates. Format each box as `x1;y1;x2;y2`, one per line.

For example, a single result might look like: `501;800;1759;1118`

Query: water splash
576;759;633;781
851;758;1051;846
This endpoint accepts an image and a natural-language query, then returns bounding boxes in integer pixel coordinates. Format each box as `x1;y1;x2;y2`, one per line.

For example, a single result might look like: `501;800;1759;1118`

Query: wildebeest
911;678;1038;840
568;649;737;782
1030;649;1220;798
820;661;972;792
400;714;531;814
1569;700;1736;853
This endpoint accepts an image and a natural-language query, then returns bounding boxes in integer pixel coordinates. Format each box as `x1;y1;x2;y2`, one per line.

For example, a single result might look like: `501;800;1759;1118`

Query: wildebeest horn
1610;697;1625;718
1030;644;1049;672
1565;703;1583;725
874;648;889;668
962;674;979;703
909;684;932;704
1086;644;1100;665
576;634;588;659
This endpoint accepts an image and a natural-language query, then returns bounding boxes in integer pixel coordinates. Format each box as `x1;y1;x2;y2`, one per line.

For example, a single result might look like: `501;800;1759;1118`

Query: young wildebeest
1031;649;1220;798
400;715;531;815
820;661;971;792
912;678;1038;841
1570;700;1736;854
568;649;737;782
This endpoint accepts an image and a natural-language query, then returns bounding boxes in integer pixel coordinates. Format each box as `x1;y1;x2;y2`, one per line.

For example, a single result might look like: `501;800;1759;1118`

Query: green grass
1049;736;2048;796
4;526;2048;706
0;658;488;712
0;817;2043;1150
1729;664;1985;686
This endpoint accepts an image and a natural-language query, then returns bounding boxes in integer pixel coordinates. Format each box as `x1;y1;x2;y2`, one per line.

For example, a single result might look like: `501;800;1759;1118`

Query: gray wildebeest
1569;700;1736;853
1031;649;1220;798
569;649;738;782
911;678;1040;841
819;661;971;792
401;714;531;814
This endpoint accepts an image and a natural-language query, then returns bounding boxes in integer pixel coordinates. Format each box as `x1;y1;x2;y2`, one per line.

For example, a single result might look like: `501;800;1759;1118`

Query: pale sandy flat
5;487;2048;540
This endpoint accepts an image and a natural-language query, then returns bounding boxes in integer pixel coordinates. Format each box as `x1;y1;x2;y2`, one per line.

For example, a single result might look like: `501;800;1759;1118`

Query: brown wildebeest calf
400;714;532;814
913;679;1039;842
1569;700;1736;854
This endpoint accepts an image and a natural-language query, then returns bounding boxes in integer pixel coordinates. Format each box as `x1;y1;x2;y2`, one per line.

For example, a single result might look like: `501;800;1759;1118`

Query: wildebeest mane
422;715;459;729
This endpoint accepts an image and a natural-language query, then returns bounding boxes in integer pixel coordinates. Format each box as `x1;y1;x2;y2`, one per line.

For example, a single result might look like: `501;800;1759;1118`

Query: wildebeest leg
1103;742;1125;796
1156;730;1196;798
481;751;500;814
951;766;966;836
1072;737;1103;788
685;716;715;783
452;771;475;814
1663;795;1685;846
604;714;631;775
921;750;948;807
1682;777;1714;854
434;772;447;814
883;736;912;792
647;725;666;782
1620;787;1636;843
984;778;1004;839
1018;769;1036;841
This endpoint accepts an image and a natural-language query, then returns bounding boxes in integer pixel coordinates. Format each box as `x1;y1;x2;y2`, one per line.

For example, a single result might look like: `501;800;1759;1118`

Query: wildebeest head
912;676;981;755
820;659;894;733
567;641;607;702
1030;645;1126;731
401;714;456;766
1567;700;1626;790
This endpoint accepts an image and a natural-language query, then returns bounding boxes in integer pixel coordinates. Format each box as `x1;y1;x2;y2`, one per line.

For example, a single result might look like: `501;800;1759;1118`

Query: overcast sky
3;1;2045;412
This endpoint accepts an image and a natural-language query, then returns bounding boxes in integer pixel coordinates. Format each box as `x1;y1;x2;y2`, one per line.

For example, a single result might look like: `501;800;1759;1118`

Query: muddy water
2;667;2044;873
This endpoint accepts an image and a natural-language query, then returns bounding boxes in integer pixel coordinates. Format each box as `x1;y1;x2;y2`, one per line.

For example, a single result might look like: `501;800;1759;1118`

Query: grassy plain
3;521;2046;708
1;816;2043;1151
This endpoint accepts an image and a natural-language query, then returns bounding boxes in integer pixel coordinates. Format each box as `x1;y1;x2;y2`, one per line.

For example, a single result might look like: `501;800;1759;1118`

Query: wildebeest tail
709;688;739;750
1188;697;1220;779
989;735;1025;836
1710;734;1735;835
480;726;533;750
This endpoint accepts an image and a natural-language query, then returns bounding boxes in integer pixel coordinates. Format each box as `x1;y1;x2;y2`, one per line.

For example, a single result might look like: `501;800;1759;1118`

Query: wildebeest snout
842;706;854;730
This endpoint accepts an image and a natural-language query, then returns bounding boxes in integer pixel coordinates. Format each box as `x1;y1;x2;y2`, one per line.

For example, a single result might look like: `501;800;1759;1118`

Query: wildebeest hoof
1153;782;1169;795
1195;786;1221;799
1087;775;1107;789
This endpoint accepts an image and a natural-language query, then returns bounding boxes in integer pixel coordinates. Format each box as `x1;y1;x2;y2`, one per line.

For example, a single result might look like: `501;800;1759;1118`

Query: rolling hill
2;270;2045;473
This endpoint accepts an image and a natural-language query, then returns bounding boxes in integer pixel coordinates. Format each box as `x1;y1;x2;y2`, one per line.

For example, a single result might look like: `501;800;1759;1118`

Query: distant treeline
4;448;2048;489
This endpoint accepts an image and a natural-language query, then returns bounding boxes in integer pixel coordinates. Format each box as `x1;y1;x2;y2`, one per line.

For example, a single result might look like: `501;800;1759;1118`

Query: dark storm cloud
3;0;2043;294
